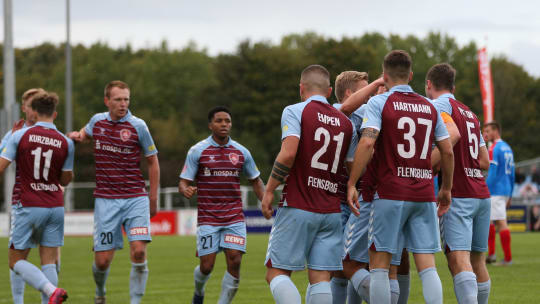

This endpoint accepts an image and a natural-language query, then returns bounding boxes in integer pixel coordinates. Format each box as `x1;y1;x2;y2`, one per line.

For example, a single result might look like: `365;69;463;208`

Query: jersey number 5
31;147;53;180
311;127;344;174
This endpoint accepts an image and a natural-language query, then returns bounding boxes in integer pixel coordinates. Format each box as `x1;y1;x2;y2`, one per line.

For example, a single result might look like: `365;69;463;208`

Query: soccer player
68;81;160;304
1;88;43;304
262;64;357;304
427;63;492;304
0;91;74;304
484;121;515;266
179;106;265;304
347;50;454;304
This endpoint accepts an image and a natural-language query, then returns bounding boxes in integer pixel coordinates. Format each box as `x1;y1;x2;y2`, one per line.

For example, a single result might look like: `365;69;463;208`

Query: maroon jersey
181;136;260;226
448;98;490;198
374;92;440;202
86;112;157;199
13;125;70;207
281;99;354;213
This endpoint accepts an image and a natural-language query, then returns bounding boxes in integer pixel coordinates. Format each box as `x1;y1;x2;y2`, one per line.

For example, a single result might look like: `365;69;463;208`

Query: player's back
446;98;490;198
488;139;514;196
282;98;354;213
374;89;439;202
15;124;70;207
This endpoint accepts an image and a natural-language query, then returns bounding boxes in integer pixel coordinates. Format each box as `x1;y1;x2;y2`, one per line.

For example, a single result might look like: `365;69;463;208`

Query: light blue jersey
487;139;515;196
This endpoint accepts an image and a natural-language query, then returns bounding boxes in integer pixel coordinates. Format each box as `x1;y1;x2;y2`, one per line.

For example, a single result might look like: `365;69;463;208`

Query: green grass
1;233;539;303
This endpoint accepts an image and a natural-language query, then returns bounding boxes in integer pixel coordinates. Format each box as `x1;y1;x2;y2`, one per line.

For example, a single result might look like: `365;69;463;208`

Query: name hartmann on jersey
28;134;62;148
393;102;432;114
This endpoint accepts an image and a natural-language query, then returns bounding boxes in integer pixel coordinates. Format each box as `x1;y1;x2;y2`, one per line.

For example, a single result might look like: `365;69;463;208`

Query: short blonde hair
21;88;45;105
334;71;368;102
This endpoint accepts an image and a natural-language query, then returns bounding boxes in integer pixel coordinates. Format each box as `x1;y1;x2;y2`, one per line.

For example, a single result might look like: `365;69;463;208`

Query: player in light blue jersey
484;121;515;265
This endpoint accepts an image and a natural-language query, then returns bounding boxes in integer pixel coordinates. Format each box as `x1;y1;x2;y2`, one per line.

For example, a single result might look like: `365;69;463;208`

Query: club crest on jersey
229;153;239;165
99;127;105;134
209;155;216;162
119;129;132;142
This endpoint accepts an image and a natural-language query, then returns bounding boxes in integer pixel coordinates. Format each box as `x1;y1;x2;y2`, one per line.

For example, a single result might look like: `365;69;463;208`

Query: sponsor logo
182;164;188;173
283;125;288;132
96;140;133;154
129;227;149;236
229;153;239;165
224;234;245;246
120;129;132;142
148;144;156;152
203;167;211;176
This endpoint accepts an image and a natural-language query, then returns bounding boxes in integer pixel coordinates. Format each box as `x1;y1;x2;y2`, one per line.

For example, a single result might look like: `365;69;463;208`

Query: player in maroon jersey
428;63;492;304
0;91;74;304
68;81;160;304
347;50;455;303
262;65;358;304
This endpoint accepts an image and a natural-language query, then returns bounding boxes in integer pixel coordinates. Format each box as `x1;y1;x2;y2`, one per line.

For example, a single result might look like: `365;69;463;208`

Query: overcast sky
2;0;540;76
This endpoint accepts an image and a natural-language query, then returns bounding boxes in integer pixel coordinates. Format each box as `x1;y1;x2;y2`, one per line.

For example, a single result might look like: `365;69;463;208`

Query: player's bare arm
59;171;74;186
435;137;454;217
478;146;490;170
431;119;461;170
340;77;385;116
261;136;299;219
178;178;197;199
146;154;160;218
249;177;265;202
0;157;11;174
347;128;378;216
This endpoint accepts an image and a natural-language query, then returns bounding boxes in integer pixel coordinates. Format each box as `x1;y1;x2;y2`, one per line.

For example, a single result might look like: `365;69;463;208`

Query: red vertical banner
478;47;495;123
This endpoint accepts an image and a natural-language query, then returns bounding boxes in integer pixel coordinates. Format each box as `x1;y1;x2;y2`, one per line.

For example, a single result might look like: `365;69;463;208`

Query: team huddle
0;49;514;304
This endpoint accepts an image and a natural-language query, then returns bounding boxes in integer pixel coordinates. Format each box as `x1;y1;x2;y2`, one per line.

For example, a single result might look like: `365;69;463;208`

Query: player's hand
347;185;360;216
437;189;451;217
149;196;158;218
183;186;197;199
506;198;512;208
67;131;83;142
261;191;274;219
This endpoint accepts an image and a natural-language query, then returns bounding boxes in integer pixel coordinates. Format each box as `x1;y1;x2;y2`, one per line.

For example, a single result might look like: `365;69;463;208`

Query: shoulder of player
125;114;150;132
187;138;212;155
283;100;310;115
227;139;252;156
90;112;109;123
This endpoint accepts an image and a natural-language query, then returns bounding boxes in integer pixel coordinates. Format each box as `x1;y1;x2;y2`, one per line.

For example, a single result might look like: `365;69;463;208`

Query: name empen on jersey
393;102;432;114
317;113;341;126
29;135;62;148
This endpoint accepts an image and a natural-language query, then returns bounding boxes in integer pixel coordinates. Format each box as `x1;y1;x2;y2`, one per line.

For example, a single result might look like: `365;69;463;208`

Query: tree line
1;32;539;190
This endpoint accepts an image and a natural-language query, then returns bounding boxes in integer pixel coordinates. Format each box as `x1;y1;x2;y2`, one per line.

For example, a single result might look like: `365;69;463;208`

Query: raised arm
340;77;384;116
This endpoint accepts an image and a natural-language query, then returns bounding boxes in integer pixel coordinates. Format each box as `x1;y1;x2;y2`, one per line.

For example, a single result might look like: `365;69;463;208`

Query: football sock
308;281;332;304
194;265;210;296
499;229;512;261
390;279;400;304
41;264;58;304
370;268;390;304
477;280;491;304
129;261;148;304
418;267;443;304
92;262;110;297
488;224;496;256
269;275;301;304
397;274;410;304
218;271;239;304
13;260;55;297
347;281;363;304
351;268;370;302
330;277;347;304
453;271;478;304
10;269;25;304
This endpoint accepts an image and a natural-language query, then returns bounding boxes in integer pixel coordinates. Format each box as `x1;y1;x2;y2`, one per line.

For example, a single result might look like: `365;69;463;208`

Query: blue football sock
347;281;363;304
92;262;110;297
218;271;239;304
129;261;148;304
370;268;390;304
194;265;210;296
453;271;478;304
351;268;370;302
13;260;55;296
269;275;301;304
308;281;332;304
10;269;25;304
41;264;58;304
390;279;400;304
397;274;410;304
477;280;490;304
330;277;348;304
418;267;443;304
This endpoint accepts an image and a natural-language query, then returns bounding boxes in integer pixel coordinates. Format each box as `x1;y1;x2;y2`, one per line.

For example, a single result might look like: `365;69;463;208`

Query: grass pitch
1;233;539;303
